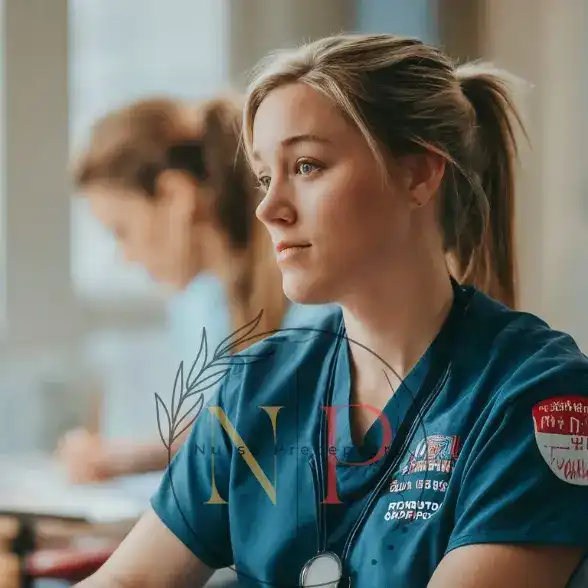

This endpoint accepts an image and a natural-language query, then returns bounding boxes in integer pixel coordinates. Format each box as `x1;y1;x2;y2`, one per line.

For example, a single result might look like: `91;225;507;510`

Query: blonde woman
77;35;588;588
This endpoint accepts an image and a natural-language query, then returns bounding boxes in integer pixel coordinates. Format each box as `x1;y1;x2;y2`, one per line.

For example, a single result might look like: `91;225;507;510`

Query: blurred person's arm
57;427;191;482
76;361;235;588
62;276;230;484
75;508;214;588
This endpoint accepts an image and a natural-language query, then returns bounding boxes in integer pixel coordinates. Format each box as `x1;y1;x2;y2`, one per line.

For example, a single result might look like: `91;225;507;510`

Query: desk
0;453;147;587
0;454;238;587
0;453;151;525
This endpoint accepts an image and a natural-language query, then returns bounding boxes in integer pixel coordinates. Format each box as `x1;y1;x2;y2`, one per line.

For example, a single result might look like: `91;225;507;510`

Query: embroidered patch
382;435;460;524
400;435;460;476
533;396;588;485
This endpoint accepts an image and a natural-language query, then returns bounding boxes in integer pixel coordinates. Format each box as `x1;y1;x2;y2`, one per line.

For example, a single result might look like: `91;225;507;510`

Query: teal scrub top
166;272;335;398
152;281;588;587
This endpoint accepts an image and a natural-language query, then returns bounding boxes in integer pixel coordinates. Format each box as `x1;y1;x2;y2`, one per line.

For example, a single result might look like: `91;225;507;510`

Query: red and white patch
533;396;588;485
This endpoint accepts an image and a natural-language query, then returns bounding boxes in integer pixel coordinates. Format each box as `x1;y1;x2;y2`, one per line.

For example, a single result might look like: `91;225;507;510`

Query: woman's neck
341;256;454;409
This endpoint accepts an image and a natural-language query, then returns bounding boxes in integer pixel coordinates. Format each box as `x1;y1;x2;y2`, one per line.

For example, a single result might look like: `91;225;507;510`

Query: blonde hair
74;96;287;350
243;34;527;308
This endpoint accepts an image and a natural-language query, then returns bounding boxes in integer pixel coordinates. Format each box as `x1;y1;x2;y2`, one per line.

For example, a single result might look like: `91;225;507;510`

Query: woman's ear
402;153;446;209
155;169;213;223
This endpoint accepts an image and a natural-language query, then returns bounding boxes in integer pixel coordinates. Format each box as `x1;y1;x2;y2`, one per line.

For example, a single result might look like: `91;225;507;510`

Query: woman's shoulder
215;305;343;408
242;302;343;373
462;289;588;407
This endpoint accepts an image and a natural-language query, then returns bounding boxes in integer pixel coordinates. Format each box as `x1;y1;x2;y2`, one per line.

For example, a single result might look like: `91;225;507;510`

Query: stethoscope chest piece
300;551;343;587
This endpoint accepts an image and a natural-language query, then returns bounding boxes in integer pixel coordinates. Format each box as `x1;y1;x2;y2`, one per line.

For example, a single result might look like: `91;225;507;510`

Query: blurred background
0;0;585;499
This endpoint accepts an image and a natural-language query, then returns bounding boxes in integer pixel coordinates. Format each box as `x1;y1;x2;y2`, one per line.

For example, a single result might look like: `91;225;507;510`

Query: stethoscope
298;281;472;587
300;322;345;588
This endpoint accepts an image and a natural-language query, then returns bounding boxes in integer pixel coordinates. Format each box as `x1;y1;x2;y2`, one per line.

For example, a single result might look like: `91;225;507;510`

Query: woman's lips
275;242;311;262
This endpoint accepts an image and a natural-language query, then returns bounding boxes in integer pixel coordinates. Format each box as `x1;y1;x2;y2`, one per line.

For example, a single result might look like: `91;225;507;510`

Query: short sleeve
150;366;238;569
448;376;588;553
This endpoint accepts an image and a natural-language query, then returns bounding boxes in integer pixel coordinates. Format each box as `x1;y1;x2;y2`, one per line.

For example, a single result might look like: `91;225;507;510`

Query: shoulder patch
532;396;588;485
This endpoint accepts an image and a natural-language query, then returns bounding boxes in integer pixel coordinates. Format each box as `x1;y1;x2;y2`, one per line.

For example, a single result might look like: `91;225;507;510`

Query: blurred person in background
58;95;327;483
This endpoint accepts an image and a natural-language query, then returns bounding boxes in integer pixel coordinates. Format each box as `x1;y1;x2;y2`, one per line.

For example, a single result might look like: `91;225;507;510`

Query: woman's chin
282;274;332;306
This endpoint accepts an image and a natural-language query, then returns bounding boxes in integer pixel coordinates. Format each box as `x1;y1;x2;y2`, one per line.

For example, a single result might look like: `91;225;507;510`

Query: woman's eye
296;161;320;176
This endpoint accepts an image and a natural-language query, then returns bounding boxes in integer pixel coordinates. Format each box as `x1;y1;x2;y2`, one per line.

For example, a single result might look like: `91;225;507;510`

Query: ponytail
200;99;254;250
450;63;527;308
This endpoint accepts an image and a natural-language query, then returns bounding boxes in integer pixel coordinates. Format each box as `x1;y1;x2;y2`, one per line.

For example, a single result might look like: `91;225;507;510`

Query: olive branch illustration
154;310;271;459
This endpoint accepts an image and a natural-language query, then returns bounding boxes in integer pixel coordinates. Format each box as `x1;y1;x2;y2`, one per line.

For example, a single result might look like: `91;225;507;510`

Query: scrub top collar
329;277;474;466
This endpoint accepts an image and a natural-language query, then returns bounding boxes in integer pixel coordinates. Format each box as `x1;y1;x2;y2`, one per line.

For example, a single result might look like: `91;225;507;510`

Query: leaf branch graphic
154;393;172;452
215;309;264;357
156;310;271;455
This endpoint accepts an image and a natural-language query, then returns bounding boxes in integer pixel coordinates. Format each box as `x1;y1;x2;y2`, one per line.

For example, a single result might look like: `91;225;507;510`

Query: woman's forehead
251;83;356;161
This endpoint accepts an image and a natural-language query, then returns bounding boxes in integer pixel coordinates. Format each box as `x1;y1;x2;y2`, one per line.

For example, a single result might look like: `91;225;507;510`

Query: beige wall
437;0;483;61
2;0;75;348
227;0;355;90
482;0;588;347
537;1;588;345
437;0;545;317
438;0;588;349
480;0;547;318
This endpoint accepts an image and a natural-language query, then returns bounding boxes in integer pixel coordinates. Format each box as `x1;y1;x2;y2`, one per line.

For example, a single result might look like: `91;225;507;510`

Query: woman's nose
255;183;296;226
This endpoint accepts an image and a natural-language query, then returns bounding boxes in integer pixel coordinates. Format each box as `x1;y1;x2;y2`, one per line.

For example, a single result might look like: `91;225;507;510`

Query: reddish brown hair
74;96;287;347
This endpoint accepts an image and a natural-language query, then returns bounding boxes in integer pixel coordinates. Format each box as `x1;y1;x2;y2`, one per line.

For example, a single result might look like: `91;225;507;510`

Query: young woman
76;34;588;588
59;96;328;483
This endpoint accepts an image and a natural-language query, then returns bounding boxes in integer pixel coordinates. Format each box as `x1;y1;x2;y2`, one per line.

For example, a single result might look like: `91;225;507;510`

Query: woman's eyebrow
280;133;332;148
252;133;332;162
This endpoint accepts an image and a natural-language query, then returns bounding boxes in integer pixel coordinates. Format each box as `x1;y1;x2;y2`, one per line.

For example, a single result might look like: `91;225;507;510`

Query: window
68;0;229;302
355;0;439;44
